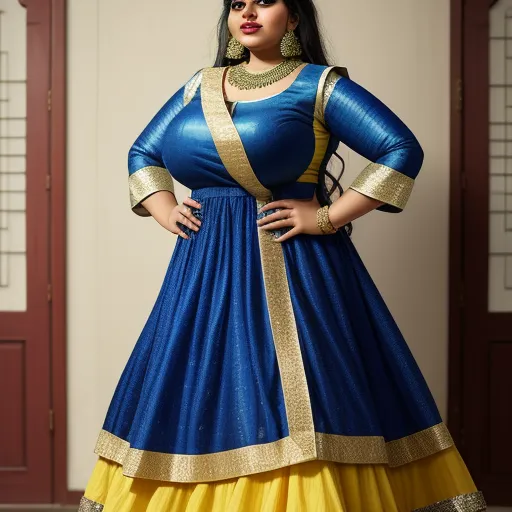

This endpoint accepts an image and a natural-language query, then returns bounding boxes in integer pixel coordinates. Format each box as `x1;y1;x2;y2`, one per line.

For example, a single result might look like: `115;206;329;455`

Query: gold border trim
78;496;104;511
128;166;175;217
386;421;454;466
317;422;453;467
256;199;317;459
95;430;309;483
412;491;487;512
314;66;334;125
184;69;203;106
201;66;271;201
94;422;454;482
314;65;350;125
349;162;415;211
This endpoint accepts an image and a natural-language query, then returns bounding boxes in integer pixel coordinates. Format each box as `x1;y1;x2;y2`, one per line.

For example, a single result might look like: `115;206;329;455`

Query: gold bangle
316;205;337;234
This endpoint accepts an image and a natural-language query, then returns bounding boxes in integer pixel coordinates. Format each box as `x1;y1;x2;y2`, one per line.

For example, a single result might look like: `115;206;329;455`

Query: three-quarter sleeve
321;69;424;213
128;68;202;216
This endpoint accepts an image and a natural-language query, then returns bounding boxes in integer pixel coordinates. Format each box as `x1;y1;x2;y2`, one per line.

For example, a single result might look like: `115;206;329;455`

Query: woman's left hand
256;194;327;242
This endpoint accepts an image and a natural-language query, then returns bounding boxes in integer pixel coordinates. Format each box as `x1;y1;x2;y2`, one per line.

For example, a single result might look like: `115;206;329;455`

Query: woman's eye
231;0;275;9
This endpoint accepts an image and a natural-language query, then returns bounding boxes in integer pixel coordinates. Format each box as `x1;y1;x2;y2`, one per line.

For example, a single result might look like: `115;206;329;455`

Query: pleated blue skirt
101;185;442;457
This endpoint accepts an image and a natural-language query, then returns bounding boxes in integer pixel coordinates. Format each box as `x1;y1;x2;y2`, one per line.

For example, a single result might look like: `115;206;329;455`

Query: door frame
448;0;507;500
448;0;464;450
46;0;77;504
22;0;77;504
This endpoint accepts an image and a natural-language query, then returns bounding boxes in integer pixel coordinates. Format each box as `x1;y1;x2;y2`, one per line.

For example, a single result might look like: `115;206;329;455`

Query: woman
78;0;486;510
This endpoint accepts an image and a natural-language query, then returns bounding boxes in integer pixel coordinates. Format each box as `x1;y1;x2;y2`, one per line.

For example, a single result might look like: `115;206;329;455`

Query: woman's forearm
140;190;178;230
327;188;385;229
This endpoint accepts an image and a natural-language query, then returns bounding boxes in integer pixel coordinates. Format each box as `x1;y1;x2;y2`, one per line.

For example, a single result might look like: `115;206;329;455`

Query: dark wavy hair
213;0;353;237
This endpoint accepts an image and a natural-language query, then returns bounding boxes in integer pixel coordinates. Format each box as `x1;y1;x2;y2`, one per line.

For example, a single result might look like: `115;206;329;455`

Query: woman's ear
288;14;299;31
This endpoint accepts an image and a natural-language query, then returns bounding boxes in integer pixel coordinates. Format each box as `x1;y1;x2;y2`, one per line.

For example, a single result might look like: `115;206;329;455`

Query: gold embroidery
94;423;454;482
317;422;454;467
256;199;317;459
349;162;415;211
128;166;175;217
316;432;388;464
314;65;349;125
184;69;203;106
386;422;454;466
323;69;342;109
314;67;333;125
412;491;487;512
78;496;104;511
201;67;271;202
95;430;308;483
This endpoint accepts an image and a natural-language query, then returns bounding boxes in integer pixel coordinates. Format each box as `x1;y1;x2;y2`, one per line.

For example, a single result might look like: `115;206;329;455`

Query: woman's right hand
167;197;202;239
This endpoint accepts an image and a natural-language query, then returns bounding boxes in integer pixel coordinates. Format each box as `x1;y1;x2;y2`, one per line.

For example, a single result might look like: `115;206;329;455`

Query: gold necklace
227;59;304;90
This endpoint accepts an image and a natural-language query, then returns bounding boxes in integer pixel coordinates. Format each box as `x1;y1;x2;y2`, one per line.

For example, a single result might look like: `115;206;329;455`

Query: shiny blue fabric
128;63;423;202
105;187;289;453
281;229;440;437
105;64;438;456
323;76;424;181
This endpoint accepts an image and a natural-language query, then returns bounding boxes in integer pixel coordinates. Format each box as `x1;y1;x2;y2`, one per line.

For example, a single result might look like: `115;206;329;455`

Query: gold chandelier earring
225;36;246;60
280;29;302;58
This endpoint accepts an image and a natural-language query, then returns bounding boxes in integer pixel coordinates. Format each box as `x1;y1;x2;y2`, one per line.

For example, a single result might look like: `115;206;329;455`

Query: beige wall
67;0;450;489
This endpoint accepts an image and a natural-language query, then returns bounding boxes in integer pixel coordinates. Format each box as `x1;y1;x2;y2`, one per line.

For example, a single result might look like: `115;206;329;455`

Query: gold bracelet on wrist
316;205;337;234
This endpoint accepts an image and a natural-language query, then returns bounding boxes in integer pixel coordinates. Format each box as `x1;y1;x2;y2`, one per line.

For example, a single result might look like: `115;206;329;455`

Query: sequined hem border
128;166;175;217
95;429;315;483
349;162;415;211
412;491;487;512
317;422;454;467
78;496;104;511
94;422;454;483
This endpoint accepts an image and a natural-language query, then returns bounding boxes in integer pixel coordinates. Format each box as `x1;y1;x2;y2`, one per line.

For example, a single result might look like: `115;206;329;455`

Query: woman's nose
242;5;257;19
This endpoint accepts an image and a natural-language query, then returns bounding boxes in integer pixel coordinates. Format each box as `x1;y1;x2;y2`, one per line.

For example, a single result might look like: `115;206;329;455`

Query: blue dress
79;63;486;511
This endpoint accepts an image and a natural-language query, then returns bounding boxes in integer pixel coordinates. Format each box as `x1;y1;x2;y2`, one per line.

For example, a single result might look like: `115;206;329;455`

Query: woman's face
227;0;298;53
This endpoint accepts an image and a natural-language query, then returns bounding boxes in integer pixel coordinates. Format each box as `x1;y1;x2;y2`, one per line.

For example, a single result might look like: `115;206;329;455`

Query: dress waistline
190;186;253;200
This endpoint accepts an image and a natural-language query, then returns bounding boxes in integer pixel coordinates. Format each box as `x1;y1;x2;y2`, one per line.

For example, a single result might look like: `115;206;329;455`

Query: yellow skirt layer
79;446;486;512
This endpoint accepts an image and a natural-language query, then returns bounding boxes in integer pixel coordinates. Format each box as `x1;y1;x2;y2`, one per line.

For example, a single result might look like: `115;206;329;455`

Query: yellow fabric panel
81;446;479;511
297;116;331;184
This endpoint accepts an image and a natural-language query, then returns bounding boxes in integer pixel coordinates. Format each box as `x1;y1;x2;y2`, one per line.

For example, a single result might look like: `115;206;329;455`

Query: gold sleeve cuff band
348;163;415;212
128;166;175;217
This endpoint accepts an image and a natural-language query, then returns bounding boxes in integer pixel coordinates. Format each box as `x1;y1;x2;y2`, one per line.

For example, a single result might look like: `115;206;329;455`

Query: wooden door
0;0;53;503
453;0;512;505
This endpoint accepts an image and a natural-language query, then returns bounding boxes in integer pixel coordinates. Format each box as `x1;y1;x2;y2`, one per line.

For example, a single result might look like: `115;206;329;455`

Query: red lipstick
241;22;262;34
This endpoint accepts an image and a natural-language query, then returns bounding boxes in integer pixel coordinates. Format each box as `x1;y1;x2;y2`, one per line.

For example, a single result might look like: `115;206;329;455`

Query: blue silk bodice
128;63;424;212
161;66;322;193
